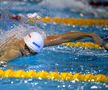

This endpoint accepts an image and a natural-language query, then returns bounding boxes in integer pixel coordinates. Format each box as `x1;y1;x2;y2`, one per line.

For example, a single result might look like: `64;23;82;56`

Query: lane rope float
7;15;108;26
32;17;108;26
0;69;107;82
62;42;102;49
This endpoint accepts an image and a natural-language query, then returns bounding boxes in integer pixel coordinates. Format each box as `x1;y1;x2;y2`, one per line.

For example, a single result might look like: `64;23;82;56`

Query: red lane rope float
0;70;108;82
3;15;108;26
9;15;22;21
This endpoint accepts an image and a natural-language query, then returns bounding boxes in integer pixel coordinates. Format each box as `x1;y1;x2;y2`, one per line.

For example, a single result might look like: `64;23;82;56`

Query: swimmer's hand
90;33;103;46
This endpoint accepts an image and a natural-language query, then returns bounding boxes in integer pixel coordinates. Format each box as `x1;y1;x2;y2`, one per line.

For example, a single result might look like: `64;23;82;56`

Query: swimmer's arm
44;32;103;47
0;49;22;63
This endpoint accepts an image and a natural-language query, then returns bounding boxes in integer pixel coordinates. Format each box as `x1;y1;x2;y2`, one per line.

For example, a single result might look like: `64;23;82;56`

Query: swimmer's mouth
21;44;37;56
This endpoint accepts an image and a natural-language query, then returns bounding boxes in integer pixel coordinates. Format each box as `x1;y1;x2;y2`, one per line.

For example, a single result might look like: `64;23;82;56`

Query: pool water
0;0;108;90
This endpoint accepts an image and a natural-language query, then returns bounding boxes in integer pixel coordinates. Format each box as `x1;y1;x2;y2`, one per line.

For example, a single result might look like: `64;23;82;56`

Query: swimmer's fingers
91;33;103;46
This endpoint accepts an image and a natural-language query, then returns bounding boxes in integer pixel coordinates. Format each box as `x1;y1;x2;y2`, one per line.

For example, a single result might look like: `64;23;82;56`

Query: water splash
0;24;46;48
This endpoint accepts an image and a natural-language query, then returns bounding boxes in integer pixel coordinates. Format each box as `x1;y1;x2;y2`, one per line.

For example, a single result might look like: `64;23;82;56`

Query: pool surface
0;0;108;90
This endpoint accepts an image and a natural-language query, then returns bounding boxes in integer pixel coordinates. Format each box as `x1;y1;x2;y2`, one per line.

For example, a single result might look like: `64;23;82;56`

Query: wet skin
0;32;106;64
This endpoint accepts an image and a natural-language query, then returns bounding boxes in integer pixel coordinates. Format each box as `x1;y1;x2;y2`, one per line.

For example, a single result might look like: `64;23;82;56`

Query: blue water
0;1;108;90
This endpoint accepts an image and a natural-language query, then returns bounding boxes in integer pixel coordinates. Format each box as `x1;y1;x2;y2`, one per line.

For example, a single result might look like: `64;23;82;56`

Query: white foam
0;24;45;48
39;0;108;18
39;0;91;11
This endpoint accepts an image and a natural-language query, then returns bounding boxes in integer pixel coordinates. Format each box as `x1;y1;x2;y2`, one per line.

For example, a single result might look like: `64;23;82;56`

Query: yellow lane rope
62;42;102;49
0;70;107;82
28;17;108;26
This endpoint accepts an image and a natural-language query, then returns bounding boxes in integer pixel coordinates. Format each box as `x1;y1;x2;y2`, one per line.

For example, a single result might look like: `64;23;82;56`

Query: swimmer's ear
0;61;7;67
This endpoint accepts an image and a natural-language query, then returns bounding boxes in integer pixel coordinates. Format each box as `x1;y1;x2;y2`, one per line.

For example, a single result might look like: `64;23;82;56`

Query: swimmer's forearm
44;32;94;47
61;32;93;41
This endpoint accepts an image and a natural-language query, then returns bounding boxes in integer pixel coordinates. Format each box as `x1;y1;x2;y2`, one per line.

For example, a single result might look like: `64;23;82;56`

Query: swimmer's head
24;32;44;53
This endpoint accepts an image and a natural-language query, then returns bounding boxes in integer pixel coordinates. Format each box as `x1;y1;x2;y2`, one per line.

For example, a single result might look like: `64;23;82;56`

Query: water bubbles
38;77;42;80
57;85;60;88
75;57;78;60
72;25;76;28
34;82;38;85
27;13;39;18
55;63;59;66
24;80;28;83
91;86;98;89
68;84;71;88
106;85;108;88
80;13;84;17
71;80;76;83
11;81;14;84
62;84;66;87
103;27;108;31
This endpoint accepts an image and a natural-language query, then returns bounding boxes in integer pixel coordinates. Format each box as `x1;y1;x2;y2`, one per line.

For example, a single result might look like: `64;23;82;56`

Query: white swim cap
24;32;44;53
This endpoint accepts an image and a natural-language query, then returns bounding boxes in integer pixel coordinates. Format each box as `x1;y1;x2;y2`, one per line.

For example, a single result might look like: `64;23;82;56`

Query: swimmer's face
103;43;108;50
24;44;37;55
29;48;37;55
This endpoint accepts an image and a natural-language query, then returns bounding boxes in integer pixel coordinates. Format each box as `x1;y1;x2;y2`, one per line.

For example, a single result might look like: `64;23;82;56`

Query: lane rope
62;42;102;49
8;15;108;26
32;17;108;26
0;69;107;82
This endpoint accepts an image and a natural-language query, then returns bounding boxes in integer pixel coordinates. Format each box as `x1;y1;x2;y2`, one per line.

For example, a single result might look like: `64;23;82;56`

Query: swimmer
0;31;107;65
